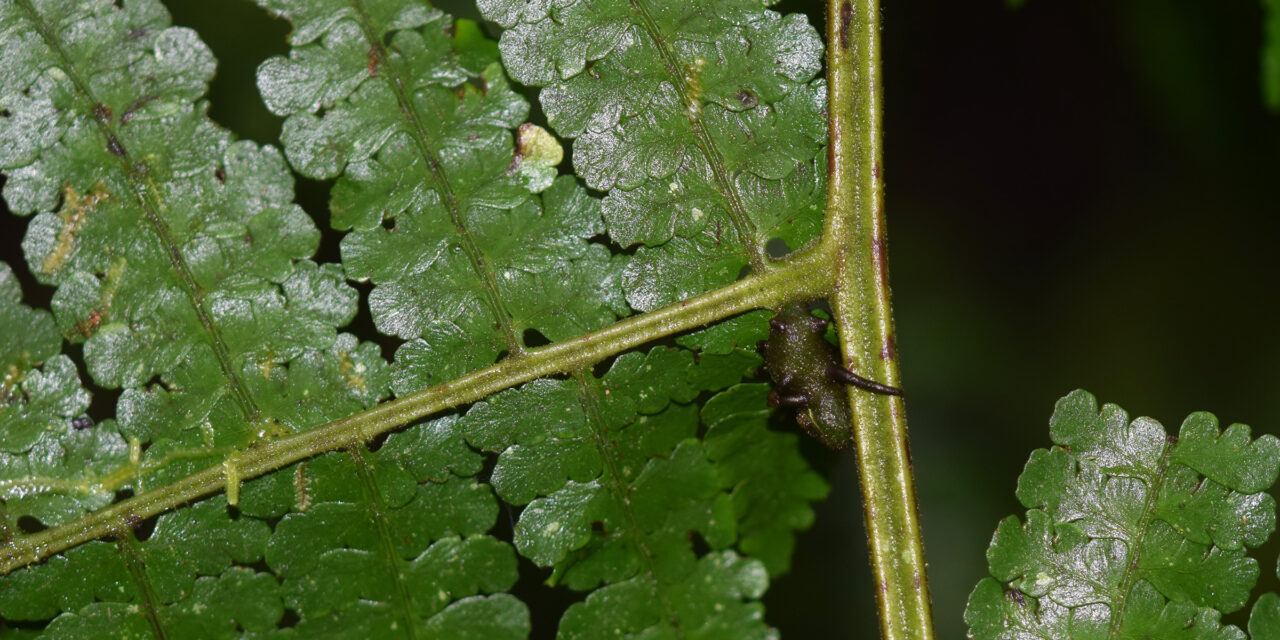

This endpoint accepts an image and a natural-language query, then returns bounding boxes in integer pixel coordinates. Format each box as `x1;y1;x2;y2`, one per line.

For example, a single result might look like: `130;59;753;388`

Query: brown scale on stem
759;302;901;449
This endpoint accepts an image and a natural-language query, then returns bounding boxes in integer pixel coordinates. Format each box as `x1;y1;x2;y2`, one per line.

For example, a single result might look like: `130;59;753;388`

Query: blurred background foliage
1;0;1277;637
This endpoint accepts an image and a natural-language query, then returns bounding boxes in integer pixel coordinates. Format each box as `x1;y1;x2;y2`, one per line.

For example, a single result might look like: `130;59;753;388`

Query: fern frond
254;0;835;635
0;262;106;528
256;0;628;396
966;390;1280;640
0;0;391;498
479;0;828;309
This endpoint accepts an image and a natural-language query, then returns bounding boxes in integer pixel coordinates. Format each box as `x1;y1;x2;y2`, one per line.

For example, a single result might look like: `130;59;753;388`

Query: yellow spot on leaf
517;123;563;167
41;183;109;275
339;351;368;393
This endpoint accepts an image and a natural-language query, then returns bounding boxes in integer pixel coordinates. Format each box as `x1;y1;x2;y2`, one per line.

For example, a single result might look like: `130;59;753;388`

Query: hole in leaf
0;109;10;118
365;430;390;452
591;351;621;378
131;513;159;543
380;216;396;231
766;237;793;258
214;165;226;183
16;516;46;534
278;608;301;628
689;531;711;557
522;328;551;349
736;263;752;280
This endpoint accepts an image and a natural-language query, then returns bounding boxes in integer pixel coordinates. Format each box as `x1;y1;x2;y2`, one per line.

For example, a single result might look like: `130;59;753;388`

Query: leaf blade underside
479;0;828;310
965;390;1280;640
0;0;523;636
0;0;836;636
255;0;833;635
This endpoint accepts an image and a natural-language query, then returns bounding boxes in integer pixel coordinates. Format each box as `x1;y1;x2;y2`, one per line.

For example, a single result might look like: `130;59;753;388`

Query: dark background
2;0;1277;637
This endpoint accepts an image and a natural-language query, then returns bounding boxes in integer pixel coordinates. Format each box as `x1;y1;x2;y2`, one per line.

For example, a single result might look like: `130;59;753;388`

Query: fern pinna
967;391;1280;640
4;0;1278;638
0;0;833;636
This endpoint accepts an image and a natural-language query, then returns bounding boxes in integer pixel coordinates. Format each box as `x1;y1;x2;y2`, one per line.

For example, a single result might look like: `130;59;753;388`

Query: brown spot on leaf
74;309;103;338
367;47;381;77
106;136;125;157
92;103;112;124
120;96;155;124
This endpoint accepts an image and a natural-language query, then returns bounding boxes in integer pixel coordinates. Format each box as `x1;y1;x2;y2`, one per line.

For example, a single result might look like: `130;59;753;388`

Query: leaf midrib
571;370;687;638
349;446;421;639
0;244;833;574
625;0;768;270
1105;443;1175;639
346;0;524;355
15;0;262;424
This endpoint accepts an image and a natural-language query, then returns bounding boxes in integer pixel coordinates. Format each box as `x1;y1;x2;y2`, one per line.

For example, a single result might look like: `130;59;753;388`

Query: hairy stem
0;247;830;574
822;0;936;638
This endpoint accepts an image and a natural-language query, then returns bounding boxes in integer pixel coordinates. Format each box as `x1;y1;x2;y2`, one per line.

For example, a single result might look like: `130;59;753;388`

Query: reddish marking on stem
880;334;894;360
839;2;853;50
872;162;880;180
871;235;889;284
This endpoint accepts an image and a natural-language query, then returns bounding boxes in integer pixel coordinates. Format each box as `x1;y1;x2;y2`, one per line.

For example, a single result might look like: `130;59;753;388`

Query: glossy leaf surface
966;390;1280;640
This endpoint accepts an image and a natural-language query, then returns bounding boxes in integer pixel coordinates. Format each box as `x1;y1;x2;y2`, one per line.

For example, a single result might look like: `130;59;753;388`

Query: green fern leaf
0;0;392;501
256;0;628;395
0;263;113;528
966;390;1280;640
479;0;828;309
557;551;772;640
0;0;533;635
257;450;525;637
0;0;864;634
0;499;276;637
252;0;834;635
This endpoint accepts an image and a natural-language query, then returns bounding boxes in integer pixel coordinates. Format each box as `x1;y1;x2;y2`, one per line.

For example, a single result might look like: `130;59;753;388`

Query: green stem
822;0;936;638
0;247;830;574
